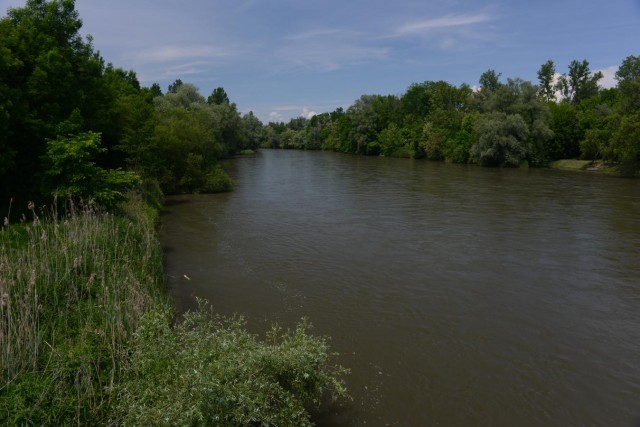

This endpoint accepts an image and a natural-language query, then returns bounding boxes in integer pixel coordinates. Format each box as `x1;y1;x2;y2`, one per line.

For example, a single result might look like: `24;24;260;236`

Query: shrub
470;112;530;167
113;300;349;427
205;164;234;193
42;132;139;209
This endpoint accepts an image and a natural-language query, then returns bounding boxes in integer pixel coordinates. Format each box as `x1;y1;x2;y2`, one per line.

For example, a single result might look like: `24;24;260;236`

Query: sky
1;0;639;122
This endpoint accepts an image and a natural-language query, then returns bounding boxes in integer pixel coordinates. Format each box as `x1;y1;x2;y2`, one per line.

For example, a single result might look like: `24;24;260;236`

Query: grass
550;159;620;174
1;191;349;426
550;159;593;170
0;195;167;424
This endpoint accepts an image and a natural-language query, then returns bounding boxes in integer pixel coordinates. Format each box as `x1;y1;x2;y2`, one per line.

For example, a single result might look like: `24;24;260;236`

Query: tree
479;69;502;92
615;55;640;82
149;82;163;97
0;0;106;199
207;86;230;105
401;82;432;120
615;55;640;112
537;60;556;101
611;112;640;176
345;95;379;154
42;132;138;208
378;123;406;157
167;78;183;93
555;59;602;104
470;112;529;167
241;111;264;150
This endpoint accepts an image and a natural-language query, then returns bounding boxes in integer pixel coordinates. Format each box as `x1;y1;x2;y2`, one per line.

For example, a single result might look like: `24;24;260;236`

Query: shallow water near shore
160;150;640;426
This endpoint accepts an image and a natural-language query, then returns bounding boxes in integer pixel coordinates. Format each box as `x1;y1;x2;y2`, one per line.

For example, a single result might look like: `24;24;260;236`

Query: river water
160;150;640;427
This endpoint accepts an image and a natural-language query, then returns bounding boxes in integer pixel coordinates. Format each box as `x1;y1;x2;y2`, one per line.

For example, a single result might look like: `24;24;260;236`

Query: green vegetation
115;301;347;427
1;3;347;424
262;57;640;177
0;195;167;424
0;195;348;426
0;0;262;209
550;159;593;171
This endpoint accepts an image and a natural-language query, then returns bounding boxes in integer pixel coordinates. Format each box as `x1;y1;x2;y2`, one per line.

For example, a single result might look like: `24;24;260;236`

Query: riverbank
0;189;347;426
550;159;619;174
0;193;168;424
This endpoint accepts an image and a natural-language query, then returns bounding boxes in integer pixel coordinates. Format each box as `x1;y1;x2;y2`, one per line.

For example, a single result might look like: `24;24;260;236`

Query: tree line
0;0;261;210
262;58;640;176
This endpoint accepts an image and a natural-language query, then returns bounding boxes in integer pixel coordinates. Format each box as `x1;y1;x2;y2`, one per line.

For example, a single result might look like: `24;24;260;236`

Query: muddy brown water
160;150;640;426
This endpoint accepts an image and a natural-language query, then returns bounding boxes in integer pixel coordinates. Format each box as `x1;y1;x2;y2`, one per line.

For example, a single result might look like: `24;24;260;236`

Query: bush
470;112;529;167
205;164;234;193
42;132;139;209
113;300;349;427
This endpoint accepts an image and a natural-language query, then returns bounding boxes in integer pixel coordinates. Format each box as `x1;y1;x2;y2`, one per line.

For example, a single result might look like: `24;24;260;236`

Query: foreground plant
0;197;165;425
114;299;349;427
1;196;349;426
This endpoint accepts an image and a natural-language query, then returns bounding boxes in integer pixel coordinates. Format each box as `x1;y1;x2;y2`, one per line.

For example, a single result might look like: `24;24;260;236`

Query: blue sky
2;0;639;122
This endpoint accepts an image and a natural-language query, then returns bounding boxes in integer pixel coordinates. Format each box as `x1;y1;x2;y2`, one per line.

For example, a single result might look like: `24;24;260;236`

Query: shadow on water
312;398;362;427
163;197;193;207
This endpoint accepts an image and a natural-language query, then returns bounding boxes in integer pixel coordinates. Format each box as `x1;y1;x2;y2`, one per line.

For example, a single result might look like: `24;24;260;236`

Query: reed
1;191;348;426
0;195;167;424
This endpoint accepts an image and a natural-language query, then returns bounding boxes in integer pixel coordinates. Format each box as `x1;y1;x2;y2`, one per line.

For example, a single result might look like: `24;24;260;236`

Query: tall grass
0;195;167;425
1;191;349;426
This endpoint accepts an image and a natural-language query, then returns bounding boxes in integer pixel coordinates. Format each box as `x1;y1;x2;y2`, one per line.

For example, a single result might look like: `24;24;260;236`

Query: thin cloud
285;28;349;41
397;13;493;35
270;23;390;72
272;105;306;111
138;45;231;63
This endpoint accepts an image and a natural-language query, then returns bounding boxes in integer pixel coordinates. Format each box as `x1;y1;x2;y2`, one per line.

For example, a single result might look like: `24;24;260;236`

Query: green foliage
546;102;582;160
611;112;640;176
0;0;106;198
616;55;640;112
537;60;556;101
479;69;502;92
471;112;530;167
0;195;167;425
167;78;183;93
445;113;477;163
42;132;139;208
378;123;404;157
555;59;603;105
207;86;230;105
114;300;349;427
178;154;233;193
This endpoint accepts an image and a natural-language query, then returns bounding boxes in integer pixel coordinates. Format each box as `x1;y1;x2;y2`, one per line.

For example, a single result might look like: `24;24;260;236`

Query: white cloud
397;13;493;35
301;108;317;119
268;111;283;122
597;66;618;89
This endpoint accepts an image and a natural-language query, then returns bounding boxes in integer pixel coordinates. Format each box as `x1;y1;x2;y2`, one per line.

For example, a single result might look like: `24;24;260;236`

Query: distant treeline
262;58;640;176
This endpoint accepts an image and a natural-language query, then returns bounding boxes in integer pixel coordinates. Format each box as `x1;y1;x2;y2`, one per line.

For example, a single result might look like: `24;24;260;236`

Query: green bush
114;300;349;427
205;164;234;193
42;132;139;209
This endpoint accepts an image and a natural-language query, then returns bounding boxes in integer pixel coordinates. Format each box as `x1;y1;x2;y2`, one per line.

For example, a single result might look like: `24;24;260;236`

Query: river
160;150;640;426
